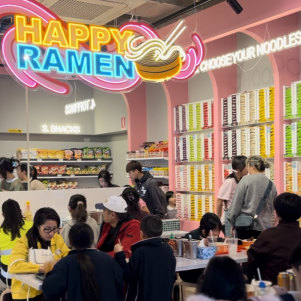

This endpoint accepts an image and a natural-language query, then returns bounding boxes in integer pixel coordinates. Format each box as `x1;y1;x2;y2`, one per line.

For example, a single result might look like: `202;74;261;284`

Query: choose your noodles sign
0;0;205;95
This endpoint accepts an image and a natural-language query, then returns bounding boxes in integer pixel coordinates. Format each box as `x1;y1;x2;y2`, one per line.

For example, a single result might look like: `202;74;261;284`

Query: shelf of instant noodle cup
175;128;214;135
175;160;214;165
126;157;168;161
39;175;98;179
283;117;301;122
222;121;274;130
176;191;215;194
20;159;112;163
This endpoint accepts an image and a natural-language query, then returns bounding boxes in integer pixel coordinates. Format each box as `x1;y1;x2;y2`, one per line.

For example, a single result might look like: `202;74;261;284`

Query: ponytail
77;252;99;300
73;203;88;223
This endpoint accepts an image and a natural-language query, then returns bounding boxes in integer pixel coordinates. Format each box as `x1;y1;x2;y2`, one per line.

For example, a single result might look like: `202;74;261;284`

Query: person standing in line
43;223;124;301
121;187;149;221
0;199;33;292
165;191;177;219
17;164;46;190
98;170;119;188
228;155;277;239
0;157;24;191
114;215;176;301
61;194;99;248
126;161;166;218
216;156;248;236
95;196;141;258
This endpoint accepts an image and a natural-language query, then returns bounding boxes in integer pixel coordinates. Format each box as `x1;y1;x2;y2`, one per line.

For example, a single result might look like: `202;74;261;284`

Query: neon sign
64;98;96;115
0;0;205;95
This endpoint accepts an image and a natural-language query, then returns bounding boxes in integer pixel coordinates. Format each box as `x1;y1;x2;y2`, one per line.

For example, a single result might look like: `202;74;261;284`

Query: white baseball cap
95;196;128;213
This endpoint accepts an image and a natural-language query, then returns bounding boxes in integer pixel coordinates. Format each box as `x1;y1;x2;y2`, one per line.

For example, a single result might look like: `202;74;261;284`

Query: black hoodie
135;171;167;218
115;237;176;301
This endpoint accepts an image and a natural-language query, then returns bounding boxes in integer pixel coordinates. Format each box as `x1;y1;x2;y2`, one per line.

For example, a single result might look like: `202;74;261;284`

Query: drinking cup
43;260;55;275
225;238;238;256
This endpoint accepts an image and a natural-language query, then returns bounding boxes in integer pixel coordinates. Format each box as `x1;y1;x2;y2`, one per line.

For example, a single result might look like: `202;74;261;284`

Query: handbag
0;289;12;301
234;180;273;229
28;247;53;264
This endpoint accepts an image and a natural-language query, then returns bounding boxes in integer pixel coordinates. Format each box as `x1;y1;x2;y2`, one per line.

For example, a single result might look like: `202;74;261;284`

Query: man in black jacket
114;215;176;301
126;160;167;218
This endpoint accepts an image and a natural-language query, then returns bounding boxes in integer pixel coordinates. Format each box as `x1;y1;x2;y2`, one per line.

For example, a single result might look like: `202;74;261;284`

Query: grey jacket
228;174;277;231
61;216;100;248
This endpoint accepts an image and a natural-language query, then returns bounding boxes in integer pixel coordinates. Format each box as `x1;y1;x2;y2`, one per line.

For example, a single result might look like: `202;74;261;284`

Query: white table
12;274;42;290
162;230;188;238
176;252;248;272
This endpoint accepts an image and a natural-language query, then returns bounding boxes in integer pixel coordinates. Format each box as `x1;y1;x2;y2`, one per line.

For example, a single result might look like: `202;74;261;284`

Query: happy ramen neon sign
0;0;205;94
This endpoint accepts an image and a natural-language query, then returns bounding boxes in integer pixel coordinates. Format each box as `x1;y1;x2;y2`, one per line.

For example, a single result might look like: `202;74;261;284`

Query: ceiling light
226;0;243;14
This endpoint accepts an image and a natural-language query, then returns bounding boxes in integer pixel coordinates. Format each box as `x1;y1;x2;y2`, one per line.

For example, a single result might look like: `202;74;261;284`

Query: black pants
236;228;261;240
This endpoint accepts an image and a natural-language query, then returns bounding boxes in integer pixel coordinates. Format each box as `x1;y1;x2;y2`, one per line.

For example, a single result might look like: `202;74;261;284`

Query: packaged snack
102;147;111;159
55;150;64;160
81;167;89;175
64;149;74;160
38;149;49;160
73;167;81;175
73;149;83;160
48;165;58;175
93;147;103;159
40;165;49;175
66;166;74;175
57;165;66;175
70;181;78;189
82;147;94;159
48;181;57;190
34;165;41;174
48;150;57;159
88;166;97;174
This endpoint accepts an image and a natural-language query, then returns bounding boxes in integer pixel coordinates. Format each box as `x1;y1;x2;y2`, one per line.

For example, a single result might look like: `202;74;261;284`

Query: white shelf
176;191;215;194
222;121;274;130
126;157;168;161
175;160;213;164
39;175;98;179
175;128;214;135
20;159;112;164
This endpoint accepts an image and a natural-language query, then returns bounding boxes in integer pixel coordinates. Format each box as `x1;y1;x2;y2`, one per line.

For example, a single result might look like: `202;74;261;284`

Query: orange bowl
215;243;229;255
242;240;255;249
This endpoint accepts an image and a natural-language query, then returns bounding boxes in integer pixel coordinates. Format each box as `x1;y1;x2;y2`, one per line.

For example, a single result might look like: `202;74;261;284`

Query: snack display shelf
39;175;98;179
126;157;168;161
20;159;112;163
175;128;214;136
222;121;274;130
176;191;214;194
175;160;214;165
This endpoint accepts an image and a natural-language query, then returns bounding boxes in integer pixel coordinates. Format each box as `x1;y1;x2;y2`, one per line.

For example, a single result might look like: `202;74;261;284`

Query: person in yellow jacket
9;207;69;301
0;199;33;291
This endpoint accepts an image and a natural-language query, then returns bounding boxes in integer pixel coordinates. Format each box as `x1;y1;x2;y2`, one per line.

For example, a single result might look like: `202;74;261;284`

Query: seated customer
187;256;246;301
180;213;222;283
96;196;140;258
114;215;176;301
244;192;301;284
183;212;222;242
43;223;124;301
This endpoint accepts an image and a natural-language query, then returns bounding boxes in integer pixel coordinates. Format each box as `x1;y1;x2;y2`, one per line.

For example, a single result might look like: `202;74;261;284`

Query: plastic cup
44;260;55;275
225;238;238;256
207;236;218;246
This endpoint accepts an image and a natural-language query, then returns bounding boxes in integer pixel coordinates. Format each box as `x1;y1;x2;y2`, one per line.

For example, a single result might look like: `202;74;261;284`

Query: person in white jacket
61;194;99;248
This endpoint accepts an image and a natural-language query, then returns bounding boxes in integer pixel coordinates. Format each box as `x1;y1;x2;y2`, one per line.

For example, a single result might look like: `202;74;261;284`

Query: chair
173;277;198;301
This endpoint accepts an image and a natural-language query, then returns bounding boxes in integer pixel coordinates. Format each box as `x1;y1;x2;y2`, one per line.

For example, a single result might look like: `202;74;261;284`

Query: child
114;215;176;301
166;191;177;219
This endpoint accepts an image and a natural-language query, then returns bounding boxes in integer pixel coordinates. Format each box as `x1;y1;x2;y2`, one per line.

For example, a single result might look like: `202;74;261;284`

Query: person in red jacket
96;196;140;258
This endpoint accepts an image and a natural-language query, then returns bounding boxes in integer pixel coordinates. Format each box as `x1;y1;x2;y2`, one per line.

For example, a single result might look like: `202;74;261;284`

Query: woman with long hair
0;199;32;290
61;194;99;248
187;256;247;301
42;223;124;301
216;156;248;236
0;157;24;191
121;187;149;221
9;207;69;300
228;155;277;239
16;164;45;190
98;170;119;188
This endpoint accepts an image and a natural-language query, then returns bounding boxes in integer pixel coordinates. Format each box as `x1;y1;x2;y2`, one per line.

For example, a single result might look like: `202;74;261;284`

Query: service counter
0;187;123;224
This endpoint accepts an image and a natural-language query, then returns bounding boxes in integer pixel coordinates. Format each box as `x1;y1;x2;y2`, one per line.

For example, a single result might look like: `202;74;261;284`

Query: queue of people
0;154;300;301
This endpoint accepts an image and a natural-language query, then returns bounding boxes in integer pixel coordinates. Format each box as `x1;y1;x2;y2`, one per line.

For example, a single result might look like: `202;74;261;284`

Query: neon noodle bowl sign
0;0;205;95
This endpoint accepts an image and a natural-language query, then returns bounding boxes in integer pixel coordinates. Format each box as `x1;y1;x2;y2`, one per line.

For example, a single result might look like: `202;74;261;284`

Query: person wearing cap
96;196;141;258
